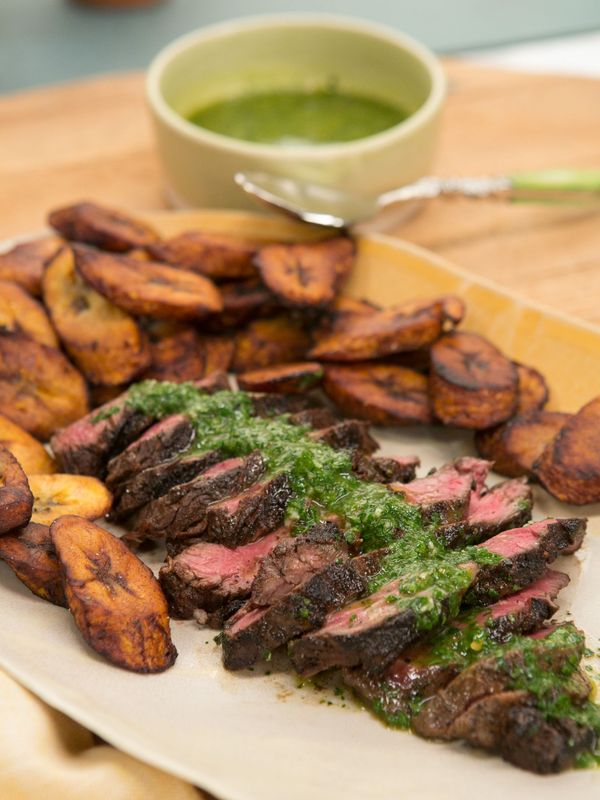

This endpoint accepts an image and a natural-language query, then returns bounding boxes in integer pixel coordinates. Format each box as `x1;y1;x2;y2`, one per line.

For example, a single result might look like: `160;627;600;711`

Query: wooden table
2;60;600;323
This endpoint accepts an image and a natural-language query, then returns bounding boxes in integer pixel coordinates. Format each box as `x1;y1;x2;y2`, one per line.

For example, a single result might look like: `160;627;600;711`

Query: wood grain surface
1;60;600;323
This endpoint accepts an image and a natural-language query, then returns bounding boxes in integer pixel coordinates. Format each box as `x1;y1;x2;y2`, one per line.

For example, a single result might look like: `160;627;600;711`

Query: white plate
1;218;599;799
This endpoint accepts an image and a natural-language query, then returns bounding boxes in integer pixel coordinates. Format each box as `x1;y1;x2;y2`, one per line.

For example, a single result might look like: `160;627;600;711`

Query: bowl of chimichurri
147;15;446;210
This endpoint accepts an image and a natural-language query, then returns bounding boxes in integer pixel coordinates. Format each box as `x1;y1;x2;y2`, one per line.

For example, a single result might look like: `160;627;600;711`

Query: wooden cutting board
1;60;600;323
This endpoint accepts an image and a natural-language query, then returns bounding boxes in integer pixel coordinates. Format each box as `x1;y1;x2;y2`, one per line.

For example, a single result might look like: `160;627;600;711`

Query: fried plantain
149;231;259;280
29;473;112;526
0;446;33;534
430;331;518;429
534;397;600;504
203;279;278;331
51;515;177;672
74;245;222;320
0;334;89;440
323;363;432;425
232;315;311;372
89;384;126;407
255;237;354;309
237;362;324;394
202;334;235;375
0;236;62;296
0;522;66;605
48;201;159;252
441;295;466;326
309;297;450;361
0;414;56;475
142;327;205;382
514;362;549;414
43;246;151;385
475;411;570;479
0;280;58;348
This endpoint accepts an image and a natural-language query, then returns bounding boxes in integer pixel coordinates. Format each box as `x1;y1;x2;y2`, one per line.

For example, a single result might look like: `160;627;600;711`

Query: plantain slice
43;246;151;385
142;327;205;382
232;315;311;372
441;295;466;326
0;280;59;348
0;446;33;534
309;297;453;361
534;397;600;504
237;362;324;394
475;411;570;479
514;362;549;414
73;245;222;320
203;335;235;375
29;474;112;526
430;331;518;429
48;201;159;252
0;413;56;475
202;279;279;331
0;522;66;605
255;237;354;308
89;384;126;407
0;334;89;440
51;515;177;672
149;231;259;280
0;236;62;296
323;363;432;425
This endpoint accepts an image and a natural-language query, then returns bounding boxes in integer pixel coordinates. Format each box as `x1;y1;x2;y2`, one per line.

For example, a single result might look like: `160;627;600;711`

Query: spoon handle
509;169;600;204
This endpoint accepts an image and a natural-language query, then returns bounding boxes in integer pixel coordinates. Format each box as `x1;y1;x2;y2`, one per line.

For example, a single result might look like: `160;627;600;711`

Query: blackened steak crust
204;473;292;547
352;454;420;485
105;413;195;488
110;450;222;521
343;570;568;721
310;420;379;454
221;550;384;671
250;521;348;606
50;393;153;478
159;528;288;619
134;452;266;542
465;518;586;605
289;519;584;677
438;478;533;548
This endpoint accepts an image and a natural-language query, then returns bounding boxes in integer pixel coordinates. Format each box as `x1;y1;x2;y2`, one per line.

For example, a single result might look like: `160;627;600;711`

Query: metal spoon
235;169;600;229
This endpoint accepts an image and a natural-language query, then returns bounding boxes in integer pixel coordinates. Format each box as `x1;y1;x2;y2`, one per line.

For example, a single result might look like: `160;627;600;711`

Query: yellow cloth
0;669;201;799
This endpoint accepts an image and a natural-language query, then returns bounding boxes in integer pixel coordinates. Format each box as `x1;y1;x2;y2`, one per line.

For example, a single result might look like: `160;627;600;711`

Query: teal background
2;0;600;93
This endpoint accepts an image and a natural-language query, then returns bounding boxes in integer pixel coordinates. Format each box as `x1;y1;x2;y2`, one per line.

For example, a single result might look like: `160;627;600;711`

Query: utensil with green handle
235;168;600;228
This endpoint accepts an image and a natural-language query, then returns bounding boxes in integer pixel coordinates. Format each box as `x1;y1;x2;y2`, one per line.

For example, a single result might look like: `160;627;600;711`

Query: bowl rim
146;13;446;159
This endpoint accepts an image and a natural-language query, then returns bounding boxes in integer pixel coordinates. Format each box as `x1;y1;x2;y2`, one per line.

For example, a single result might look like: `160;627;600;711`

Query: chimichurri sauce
187;87;408;145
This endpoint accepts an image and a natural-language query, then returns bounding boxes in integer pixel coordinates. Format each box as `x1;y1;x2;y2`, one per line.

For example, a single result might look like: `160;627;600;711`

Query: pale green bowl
146;14;446;210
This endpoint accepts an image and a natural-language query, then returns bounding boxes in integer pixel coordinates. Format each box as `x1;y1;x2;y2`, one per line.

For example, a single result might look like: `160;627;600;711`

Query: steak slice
249;393;320;418
203;473;292;547
250;522;349;606
438;478;533;548
50;392;153;478
134;452;266;543
105;413;195;488
352;454;420;484
159;527;289;619
343;570;568;723
221;549;384;671
289;519;584;677
310;420;379;454
110;449;222;521
390;457;491;525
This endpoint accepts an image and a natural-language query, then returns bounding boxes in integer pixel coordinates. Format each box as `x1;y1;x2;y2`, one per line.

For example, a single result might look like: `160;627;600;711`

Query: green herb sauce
187;87;408;145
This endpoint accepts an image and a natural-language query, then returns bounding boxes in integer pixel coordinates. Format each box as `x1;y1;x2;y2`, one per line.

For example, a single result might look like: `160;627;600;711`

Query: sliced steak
310;420;379;454
159;528;289;619
221;549;384;671
343;570;568;722
352;454;420;484
289;520;583;677
110;449;222;521
50;393;153;478
250;522;349;606
438;478;533;548
249;393;320;418
203;473;292;547
466;517;586;604
134;452;266;543
390;458;491;526
105;413;195;488
411;623;587;742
